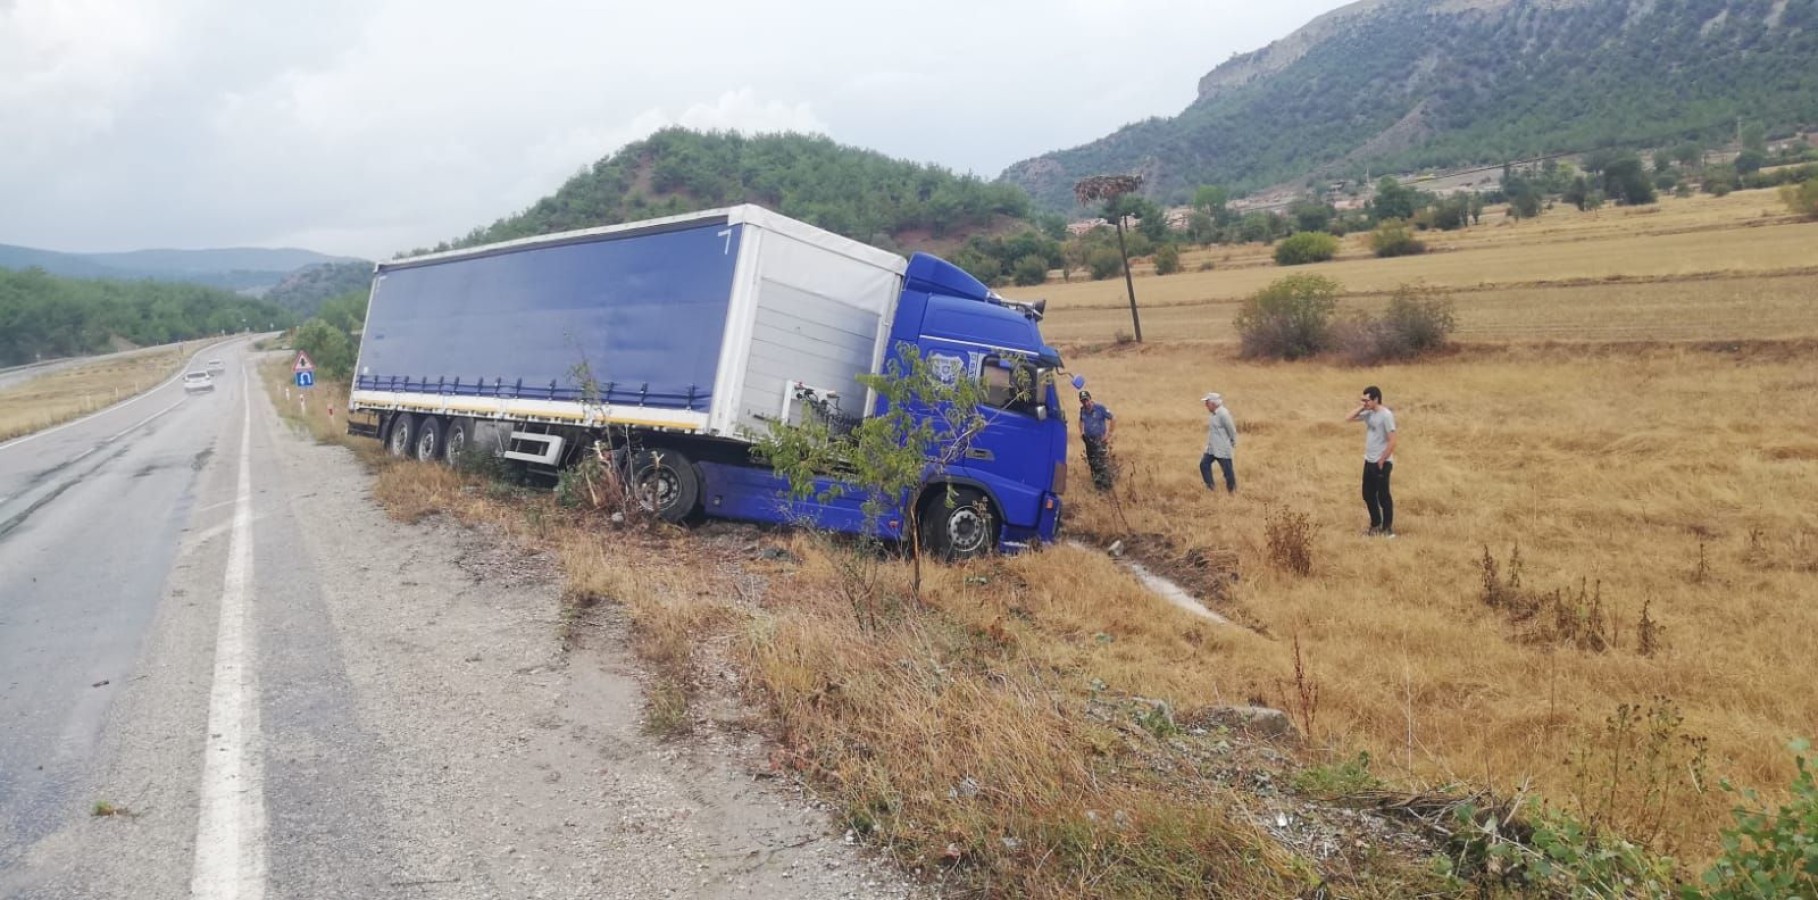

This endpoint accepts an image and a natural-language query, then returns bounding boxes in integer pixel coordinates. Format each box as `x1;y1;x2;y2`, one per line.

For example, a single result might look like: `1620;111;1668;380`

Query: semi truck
346;205;1067;557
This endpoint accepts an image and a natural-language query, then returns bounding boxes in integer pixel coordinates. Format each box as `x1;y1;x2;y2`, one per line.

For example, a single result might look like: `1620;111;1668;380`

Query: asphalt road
0;339;244;873
0;343;909;899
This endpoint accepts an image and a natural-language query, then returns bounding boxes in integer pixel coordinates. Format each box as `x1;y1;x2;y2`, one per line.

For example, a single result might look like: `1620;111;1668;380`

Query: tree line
0;267;294;367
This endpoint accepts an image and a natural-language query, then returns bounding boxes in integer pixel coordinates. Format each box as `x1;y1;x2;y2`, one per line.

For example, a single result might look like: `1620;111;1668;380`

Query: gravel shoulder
254;383;915;897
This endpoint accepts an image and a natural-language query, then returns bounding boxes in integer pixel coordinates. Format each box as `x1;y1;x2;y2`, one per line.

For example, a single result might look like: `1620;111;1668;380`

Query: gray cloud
0;0;1352;258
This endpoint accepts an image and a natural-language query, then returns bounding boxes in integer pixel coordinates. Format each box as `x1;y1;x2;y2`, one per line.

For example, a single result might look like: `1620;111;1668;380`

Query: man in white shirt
1345;385;1398;537
1200;392;1237;493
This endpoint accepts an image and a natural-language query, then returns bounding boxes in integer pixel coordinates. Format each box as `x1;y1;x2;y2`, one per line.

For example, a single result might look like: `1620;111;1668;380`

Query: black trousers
1199;454;1235;492
1363;460;1394;531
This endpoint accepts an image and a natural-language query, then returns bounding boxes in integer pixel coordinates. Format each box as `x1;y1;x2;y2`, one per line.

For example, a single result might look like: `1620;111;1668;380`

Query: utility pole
1113;213;1142;343
1074;174;1147;343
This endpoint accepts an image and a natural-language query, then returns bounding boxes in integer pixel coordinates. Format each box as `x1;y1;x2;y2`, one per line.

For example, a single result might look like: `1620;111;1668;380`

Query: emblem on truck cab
927;352;965;386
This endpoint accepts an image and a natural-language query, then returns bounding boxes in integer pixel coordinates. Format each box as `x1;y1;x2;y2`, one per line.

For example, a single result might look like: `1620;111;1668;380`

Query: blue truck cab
891;253;1068;551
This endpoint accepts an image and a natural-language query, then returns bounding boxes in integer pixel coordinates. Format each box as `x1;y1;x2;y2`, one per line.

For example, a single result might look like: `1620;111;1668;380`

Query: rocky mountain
1002;0;1818;211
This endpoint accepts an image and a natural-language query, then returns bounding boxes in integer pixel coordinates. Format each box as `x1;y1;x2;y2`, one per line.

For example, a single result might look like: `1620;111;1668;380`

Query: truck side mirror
1036;404;1049;422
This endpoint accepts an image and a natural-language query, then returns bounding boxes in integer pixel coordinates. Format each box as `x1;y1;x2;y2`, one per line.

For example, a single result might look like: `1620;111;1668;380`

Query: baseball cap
1202;392;1222;404
1077;389;1092;401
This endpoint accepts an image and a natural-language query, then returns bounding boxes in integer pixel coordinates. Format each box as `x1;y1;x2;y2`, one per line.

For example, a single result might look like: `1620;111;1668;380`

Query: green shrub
1087;247;1124;280
1011;254;1049;286
1370;219;1426;258
1697;739;1818;899
1782;178;1818;221
1509;190;1544;219
1332;285;1456;365
1234;275;1339;359
1153;243;1182;275
1273;231;1340;266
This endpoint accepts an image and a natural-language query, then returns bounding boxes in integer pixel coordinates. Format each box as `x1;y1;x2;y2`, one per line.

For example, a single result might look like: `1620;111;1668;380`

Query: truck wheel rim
638;469;677;511
390;426;408;454
949;508;986;553
446;429;465;458
417;432;436;459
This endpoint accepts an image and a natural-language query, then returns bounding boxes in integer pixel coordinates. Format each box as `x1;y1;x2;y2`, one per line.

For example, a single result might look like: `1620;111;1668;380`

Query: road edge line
189;372;268;900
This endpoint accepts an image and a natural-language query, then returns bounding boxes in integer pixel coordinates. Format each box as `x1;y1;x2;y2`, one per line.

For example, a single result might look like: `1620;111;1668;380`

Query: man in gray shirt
1199;392;1237;493
1345;385;1398;537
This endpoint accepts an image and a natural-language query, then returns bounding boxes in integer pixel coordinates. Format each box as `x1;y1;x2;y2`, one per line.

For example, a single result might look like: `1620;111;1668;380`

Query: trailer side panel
357;221;743;415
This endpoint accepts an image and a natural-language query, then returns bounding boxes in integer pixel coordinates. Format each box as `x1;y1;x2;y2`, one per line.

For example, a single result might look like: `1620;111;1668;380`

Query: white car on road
182;371;215;394
206;359;226;374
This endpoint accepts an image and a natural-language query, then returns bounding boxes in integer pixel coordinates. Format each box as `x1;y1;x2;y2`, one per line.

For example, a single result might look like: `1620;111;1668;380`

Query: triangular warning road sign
294;351;315;372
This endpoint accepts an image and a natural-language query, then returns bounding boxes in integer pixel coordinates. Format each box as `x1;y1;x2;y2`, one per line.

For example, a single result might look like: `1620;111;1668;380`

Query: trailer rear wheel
386;413;417;458
414;416;445;462
919;486;996;561
630;449;700;524
444;417;473;465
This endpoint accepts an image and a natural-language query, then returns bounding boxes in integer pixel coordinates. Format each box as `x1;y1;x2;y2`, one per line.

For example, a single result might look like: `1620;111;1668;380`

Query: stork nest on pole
1073;174;1144;205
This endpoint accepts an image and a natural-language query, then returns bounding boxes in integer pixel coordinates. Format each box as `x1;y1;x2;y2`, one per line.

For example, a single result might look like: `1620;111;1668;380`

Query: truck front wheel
386;413;417;458
629;449;700;524
919;486;997;561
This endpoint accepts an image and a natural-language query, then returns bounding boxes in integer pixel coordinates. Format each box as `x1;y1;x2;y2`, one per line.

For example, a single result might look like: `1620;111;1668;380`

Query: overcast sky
1;0;1353;259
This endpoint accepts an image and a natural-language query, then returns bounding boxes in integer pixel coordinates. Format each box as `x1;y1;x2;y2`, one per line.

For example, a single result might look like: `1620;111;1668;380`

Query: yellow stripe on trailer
374;400;700;432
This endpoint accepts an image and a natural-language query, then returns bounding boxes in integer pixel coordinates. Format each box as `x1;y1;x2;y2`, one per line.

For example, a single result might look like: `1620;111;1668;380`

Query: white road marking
190;377;267;900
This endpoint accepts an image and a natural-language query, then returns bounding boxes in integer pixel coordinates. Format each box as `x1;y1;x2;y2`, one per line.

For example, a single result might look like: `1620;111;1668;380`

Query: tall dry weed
1265;507;1316;576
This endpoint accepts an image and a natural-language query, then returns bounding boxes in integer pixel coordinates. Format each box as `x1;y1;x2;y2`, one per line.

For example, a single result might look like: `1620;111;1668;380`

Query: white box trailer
350;205;908;444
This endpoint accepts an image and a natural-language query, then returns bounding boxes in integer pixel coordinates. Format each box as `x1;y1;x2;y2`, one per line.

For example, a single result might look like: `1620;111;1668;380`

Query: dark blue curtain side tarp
357;223;742;410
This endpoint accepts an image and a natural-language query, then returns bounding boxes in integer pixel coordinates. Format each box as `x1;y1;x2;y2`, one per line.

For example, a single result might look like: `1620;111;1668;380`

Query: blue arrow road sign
296;371;315;388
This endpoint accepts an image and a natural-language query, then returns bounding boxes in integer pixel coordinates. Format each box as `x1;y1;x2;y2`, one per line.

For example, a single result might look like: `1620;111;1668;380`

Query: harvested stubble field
0;341;208;442
1021;190;1818;345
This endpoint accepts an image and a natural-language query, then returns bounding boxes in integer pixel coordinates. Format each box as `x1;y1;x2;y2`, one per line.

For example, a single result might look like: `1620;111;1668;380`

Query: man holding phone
1345;385;1398;538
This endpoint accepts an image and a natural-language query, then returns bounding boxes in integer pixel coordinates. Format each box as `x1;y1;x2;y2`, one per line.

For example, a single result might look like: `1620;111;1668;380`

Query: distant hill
1002;0;1818;211
435;129;1036;254
262;261;373;316
0;243;361;293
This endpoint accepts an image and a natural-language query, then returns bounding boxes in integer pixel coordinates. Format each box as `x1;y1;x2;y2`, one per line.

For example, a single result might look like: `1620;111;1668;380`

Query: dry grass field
0;342;208;442
1014;185;1818;867
267;185;1818;895
1056;341;1817;856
